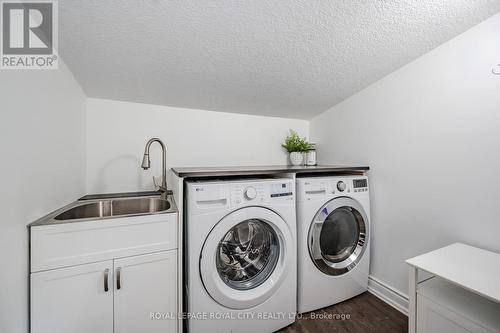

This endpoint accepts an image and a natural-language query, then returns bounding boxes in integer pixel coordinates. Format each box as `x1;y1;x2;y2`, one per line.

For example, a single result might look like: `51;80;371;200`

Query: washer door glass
320;207;361;263
216;219;279;291
309;197;368;276
200;207;291;309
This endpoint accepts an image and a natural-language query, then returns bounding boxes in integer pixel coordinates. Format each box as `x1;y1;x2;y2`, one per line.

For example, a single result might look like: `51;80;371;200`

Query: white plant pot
289;152;304;166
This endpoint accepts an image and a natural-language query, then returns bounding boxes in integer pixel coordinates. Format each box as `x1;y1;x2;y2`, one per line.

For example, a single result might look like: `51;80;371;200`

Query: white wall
311;13;500;301
86;98;309;194
0;62;86;333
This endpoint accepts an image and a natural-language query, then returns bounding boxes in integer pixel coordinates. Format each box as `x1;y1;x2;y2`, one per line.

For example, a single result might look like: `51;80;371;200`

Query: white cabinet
31;261;114;333
417;277;500;333
407;244;500;333
114;251;177;333
30;213;177;272
30;212;179;333
31;251;178;333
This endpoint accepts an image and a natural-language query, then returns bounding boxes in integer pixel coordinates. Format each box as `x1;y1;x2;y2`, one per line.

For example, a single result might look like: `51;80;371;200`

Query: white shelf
418;277;500;331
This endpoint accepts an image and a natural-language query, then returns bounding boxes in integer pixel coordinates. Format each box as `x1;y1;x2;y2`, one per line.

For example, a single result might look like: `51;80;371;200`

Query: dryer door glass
216;219;280;290
320;207;360;263
309;197;368;276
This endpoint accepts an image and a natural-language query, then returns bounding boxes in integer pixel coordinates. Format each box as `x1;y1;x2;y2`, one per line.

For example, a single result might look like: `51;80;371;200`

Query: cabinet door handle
117;267;122;290
104;268;110;292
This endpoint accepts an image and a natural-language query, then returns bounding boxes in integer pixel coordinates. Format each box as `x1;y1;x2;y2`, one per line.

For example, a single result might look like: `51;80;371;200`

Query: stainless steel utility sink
54;197;171;221
30;195;177;226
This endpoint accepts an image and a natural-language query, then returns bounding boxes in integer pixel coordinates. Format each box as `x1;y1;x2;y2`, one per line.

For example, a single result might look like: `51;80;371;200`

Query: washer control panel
337;181;347;192
244;186;257;200
231;185;264;205
188;179;295;214
230;180;294;206
270;182;293;198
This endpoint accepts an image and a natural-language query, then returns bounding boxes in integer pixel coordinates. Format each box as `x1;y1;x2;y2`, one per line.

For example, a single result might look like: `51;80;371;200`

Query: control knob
337;181;346;192
244;187;257;200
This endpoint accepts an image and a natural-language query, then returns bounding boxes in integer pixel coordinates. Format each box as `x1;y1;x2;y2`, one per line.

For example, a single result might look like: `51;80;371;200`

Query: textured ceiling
59;1;500;119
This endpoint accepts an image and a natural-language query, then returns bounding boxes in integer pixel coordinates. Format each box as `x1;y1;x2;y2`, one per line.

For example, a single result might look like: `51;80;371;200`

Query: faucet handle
152;176;160;190
153;176;167;193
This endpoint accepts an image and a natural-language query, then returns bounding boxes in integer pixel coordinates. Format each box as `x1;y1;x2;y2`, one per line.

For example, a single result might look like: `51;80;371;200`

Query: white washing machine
296;175;370;313
185;178;297;333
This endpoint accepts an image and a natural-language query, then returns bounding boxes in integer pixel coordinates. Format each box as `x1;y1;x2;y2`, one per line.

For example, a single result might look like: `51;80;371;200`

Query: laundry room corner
309;11;500;313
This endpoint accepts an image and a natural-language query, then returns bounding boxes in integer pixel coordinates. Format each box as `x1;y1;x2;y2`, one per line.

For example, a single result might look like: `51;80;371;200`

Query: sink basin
53;197;173;221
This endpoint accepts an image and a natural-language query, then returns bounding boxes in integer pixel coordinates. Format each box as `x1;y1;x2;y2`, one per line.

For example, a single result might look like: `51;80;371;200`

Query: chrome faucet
141;138;168;197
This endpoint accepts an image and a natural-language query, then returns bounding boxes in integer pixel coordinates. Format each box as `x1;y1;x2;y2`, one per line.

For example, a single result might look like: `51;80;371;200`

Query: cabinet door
31;261;113;333
114;250;177;333
417;296;493;333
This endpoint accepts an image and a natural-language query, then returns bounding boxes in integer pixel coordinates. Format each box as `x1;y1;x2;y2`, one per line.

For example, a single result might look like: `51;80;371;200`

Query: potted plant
281;130;311;166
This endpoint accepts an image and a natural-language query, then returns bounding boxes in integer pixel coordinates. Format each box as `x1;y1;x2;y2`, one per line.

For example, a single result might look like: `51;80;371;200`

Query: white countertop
406;243;500;304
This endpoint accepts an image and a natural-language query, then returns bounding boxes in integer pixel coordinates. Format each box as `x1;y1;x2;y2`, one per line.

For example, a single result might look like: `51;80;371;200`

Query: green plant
281;130;311;153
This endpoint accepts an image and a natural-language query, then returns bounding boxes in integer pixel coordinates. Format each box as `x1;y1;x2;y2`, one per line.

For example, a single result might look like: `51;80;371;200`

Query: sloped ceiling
59;1;500;119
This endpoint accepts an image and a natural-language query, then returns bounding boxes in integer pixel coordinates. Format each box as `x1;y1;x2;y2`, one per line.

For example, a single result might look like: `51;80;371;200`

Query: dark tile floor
278;292;408;333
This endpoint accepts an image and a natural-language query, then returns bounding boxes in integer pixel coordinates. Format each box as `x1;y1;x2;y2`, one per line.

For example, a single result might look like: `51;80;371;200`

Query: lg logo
1;1;58;69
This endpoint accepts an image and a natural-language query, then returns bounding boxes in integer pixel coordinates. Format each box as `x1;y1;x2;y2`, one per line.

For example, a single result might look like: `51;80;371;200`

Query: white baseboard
367;275;409;315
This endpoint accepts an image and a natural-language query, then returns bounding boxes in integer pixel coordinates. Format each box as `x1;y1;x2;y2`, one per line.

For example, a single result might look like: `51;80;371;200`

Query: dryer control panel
352;178;368;193
297;176;368;202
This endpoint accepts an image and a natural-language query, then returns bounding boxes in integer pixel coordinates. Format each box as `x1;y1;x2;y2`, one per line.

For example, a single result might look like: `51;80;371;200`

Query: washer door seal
308;197;369;276
200;206;292;309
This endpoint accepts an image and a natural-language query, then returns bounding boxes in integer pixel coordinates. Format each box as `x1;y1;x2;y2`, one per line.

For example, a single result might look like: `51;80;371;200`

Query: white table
406;243;500;333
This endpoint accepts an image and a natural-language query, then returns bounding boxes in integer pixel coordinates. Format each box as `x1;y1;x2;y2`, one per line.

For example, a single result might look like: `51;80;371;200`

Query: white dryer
185;178;297;333
296;175;370;313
